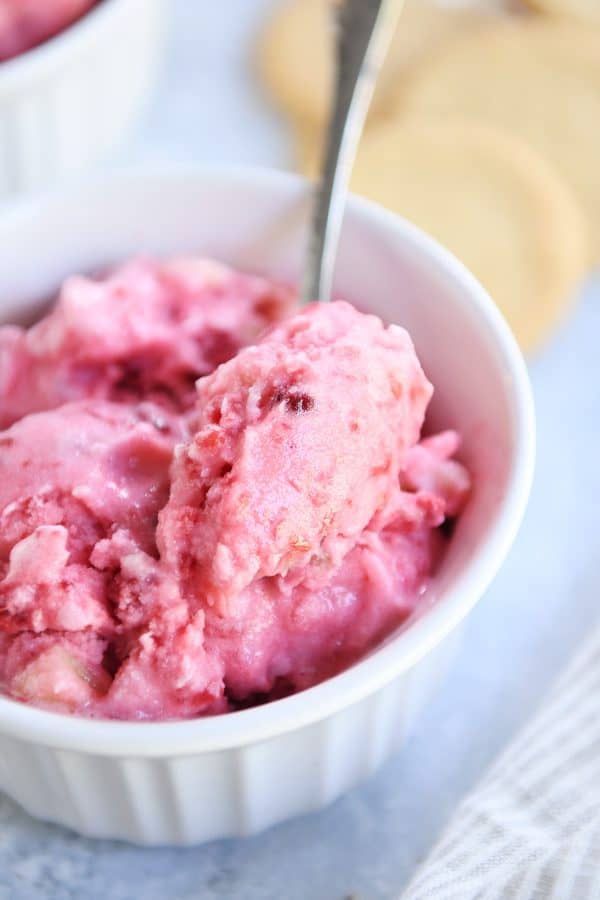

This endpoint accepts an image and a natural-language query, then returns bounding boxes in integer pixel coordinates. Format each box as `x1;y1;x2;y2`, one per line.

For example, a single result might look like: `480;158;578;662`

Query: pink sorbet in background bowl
0;260;470;721
0;0;163;201
0;168;534;845
0;0;97;61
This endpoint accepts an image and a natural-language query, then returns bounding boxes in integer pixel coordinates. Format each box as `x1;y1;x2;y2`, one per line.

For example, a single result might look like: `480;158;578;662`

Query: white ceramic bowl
0;167;535;845
0;0;164;200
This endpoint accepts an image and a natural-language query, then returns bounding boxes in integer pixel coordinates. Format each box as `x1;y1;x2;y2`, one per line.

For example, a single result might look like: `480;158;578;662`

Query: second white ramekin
0;167;535;845
0;0;164;200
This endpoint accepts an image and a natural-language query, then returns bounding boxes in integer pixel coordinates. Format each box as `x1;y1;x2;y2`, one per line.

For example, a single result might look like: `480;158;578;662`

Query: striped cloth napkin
402;626;600;899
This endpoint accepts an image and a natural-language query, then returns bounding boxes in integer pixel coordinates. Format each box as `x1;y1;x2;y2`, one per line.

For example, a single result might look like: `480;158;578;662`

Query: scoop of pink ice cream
0;0;96;61
158;301;433;613
0;257;294;428
0;401;231;719
0;401;184;713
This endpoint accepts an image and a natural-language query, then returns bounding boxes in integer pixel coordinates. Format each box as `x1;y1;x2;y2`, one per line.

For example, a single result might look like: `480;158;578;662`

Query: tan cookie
398;19;600;261
259;0;488;128
522;0;600;23
298;120;587;352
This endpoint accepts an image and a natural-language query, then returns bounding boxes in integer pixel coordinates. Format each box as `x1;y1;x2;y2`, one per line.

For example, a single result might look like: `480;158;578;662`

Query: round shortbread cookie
259;0;487;128
523;0;600;23
299;121;587;352
398;19;600;261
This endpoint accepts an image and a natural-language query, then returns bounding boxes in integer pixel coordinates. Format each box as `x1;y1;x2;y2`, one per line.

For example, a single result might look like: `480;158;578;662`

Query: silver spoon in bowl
301;0;404;304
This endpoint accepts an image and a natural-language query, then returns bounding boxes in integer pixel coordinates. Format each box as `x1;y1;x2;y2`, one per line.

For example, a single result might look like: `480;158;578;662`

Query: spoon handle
301;0;402;304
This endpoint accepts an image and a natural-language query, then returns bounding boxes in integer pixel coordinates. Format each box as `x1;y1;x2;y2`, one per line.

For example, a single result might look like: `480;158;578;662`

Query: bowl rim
0;164;535;756
0;0;132;92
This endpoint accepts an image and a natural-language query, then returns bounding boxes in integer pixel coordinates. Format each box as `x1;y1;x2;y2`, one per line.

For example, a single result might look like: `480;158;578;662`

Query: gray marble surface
1;3;599;898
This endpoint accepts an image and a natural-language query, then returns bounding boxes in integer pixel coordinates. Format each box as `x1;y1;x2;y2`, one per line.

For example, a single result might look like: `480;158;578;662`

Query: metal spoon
301;0;403;304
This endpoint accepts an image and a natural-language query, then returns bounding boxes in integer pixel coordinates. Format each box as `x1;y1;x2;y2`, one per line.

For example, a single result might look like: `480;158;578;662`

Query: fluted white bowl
0;0;164;200
0;167;535;845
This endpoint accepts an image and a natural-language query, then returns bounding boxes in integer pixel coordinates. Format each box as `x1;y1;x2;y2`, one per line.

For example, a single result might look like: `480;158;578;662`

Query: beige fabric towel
402;627;600;900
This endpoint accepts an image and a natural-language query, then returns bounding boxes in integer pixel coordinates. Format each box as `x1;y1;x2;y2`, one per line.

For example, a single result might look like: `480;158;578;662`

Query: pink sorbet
0;0;96;62
0;401;193;714
0;262;470;720
159;301;434;612
0;257;294;428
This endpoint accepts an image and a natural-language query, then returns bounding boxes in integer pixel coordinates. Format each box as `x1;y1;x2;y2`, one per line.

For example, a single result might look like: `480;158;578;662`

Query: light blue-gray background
2;3;598;898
